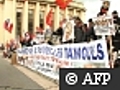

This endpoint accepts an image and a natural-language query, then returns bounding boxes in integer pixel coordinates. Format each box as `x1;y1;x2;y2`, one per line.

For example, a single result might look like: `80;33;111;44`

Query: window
39;11;44;29
28;9;34;33
16;10;22;37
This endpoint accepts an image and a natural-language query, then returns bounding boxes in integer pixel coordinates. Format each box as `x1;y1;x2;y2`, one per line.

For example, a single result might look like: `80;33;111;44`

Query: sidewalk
0;56;44;90
5;58;59;90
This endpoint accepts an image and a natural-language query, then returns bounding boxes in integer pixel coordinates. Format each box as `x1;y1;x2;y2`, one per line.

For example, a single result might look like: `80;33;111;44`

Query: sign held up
93;15;115;36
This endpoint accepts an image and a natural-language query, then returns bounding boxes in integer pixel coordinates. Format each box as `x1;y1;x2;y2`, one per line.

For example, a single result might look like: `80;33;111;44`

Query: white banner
17;39;109;80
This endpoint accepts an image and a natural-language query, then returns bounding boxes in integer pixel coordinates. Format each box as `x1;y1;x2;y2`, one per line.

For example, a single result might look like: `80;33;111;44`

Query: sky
75;0;120;23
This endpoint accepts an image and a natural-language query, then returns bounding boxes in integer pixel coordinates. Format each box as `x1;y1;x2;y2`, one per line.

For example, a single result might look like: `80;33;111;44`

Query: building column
64;7;68;19
3;0;16;43
80;10;86;23
12;0;16;39
22;0;28;34
54;6;60;31
44;4;50;30
34;2;40;32
73;9;77;16
0;3;3;43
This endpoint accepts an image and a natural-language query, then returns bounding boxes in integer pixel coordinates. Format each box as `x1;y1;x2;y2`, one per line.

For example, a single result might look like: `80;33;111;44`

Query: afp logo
60;68;120;90
82;72;111;86
65;72;111;86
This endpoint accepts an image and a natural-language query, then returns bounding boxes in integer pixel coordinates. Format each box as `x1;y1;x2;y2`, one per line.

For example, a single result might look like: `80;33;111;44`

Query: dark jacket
112;17;120;50
55;27;64;43
86;27;97;40
74;26;86;43
20;39;32;47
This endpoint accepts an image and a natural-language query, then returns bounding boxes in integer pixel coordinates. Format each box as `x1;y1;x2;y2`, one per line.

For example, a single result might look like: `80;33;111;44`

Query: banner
93;15;115;36
17;39;109;80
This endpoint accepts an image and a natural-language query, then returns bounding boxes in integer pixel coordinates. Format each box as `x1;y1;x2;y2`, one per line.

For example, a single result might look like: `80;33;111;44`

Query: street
0;56;44;90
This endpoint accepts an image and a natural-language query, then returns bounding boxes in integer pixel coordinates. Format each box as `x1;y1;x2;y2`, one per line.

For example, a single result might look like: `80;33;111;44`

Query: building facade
0;0;86;43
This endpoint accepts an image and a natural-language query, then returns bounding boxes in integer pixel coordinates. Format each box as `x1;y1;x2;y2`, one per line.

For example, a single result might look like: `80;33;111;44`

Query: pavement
0;54;58;90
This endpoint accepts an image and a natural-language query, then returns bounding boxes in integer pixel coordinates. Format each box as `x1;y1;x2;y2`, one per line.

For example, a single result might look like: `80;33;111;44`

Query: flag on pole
4;19;13;33
55;0;72;10
46;9;53;27
4;19;10;30
8;23;13;33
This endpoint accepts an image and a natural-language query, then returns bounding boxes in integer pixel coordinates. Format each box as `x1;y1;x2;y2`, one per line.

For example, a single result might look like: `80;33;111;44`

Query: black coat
86;27;97;40
74;26;86;43
20;39;32;47
112;17;120;50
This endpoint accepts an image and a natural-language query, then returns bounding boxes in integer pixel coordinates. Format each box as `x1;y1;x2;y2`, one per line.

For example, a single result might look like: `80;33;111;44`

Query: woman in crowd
20;32;33;47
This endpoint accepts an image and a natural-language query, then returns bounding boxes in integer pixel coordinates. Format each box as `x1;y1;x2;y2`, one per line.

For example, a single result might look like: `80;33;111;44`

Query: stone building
0;0;86;43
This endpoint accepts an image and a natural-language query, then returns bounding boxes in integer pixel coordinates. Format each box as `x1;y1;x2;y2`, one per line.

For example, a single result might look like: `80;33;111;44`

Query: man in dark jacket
87;18;97;41
74;17;86;43
112;10;120;50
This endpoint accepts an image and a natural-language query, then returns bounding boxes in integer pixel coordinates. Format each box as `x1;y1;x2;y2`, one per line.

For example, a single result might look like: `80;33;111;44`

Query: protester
44;28;53;43
31;32;45;45
112;10;120;52
81;23;88;42
47;32;59;45
53;27;64;44
20;32;33;47
87;18;97;41
98;0;110;16
74;17;86;43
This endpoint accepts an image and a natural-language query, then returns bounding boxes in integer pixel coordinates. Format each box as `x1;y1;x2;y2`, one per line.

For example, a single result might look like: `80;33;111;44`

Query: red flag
8;23;13;33
3;19;13;33
4;19;9;30
46;9;53;27
56;0;72;10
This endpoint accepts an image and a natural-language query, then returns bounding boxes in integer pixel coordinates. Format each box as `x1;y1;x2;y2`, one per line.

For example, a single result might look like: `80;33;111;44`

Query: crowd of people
19;17;96;46
1;1;120;68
